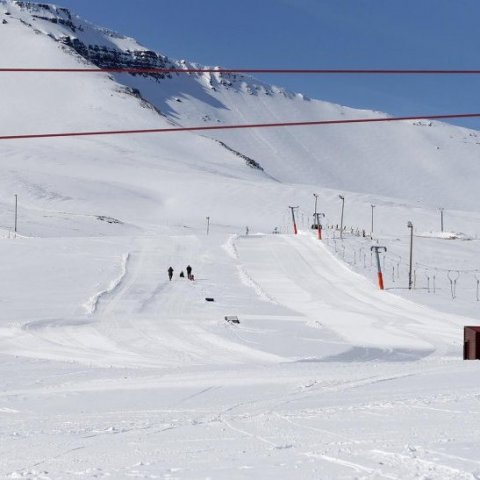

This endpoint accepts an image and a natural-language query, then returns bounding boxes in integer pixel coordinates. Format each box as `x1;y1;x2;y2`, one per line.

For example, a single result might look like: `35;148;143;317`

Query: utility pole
371;246;387;289
288;206;299;235
313;193;319;227
206;216;210;235
315;212;325;240
407;221;414;290
14;194;18;235
371;204;375;235
439;207;444;232
338;194;345;239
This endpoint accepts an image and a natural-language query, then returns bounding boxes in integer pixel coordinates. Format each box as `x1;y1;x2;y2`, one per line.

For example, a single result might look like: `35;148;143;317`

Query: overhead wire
2;68;480;74
1;113;480;142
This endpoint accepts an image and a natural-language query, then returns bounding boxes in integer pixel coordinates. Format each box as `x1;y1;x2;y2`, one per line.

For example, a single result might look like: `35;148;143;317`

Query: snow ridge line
223;234;239;260
223;235;276;303
83;252;130;315
236;265;277;304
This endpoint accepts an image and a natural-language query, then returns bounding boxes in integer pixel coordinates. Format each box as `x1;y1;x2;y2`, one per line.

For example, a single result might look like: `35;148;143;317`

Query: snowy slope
2;0;480;211
2;2;480;479
1;231;479;479
0;0;281;237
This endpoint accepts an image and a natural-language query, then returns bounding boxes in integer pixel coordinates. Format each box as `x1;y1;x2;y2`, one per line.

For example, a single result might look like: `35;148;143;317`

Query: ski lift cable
415;261;479;274
381;252;479;275
1;113;480;142
2;68;480;74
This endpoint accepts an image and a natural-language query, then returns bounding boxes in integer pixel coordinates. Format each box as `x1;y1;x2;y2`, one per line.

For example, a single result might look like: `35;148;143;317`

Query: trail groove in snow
83;253;130;315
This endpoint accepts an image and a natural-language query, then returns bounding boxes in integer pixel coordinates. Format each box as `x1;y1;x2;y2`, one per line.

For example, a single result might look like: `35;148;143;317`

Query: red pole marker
377;271;384;290
371;246;387;290
289;206;299;235
314;212;325;241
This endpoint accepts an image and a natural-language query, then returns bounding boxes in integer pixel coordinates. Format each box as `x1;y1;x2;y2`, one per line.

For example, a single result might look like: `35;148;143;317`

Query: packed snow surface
1;1;480;479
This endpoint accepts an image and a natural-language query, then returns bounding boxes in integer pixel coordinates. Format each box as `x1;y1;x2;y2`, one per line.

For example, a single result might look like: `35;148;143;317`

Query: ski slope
235;233;464;360
1;232;479;479
1;1;480;478
0;233;466;368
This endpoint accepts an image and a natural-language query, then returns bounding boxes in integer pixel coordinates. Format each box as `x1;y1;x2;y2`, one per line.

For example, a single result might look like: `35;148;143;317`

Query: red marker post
314;212;325;240
289;206;299;235
371;246;387;290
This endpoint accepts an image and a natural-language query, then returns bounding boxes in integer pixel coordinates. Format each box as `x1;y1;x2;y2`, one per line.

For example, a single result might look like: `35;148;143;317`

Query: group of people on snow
168;265;193;281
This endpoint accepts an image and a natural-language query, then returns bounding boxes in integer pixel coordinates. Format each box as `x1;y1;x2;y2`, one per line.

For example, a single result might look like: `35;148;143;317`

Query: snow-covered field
1;1;480;478
1;230;480;480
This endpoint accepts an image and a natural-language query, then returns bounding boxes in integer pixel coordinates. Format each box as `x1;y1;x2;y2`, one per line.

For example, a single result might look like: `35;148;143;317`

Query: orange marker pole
289;206;299;235
314;212;325;240
377;271;384;290
371;246;387;290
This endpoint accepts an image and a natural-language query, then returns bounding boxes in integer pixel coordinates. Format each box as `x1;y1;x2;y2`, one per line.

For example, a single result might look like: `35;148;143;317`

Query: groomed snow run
1;232;480;479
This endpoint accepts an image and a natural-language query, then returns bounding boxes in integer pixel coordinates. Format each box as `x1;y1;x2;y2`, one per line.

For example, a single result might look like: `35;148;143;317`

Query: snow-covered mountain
3;4;480;477
1;0;480;222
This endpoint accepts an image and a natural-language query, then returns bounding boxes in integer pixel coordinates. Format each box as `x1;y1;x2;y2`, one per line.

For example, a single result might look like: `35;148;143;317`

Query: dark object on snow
464;326;480;359
168;266;174;281
225;316;240;324
97;215;123;225
179;271;185;278
215;140;265;171
205;297;215;302
186;265;192;279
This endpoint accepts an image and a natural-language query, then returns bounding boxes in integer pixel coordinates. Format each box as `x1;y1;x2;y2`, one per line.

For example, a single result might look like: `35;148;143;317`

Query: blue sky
56;0;480;129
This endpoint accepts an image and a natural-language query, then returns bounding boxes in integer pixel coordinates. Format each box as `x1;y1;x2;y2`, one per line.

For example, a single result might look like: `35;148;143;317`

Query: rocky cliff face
3;1;172;79
1;0;289;95
4;0;76;29
60;36;175;80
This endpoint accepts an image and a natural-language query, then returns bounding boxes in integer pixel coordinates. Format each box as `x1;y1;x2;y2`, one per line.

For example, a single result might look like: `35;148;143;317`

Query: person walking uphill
186;265;193;280
168;266;174;281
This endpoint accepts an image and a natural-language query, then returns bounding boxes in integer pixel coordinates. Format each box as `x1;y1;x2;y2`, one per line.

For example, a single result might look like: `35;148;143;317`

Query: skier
168;266;174;281
186;265;192;280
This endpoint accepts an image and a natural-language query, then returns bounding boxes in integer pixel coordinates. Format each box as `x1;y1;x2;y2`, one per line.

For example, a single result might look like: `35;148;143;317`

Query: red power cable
0;113;478;142
1;68;480;74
